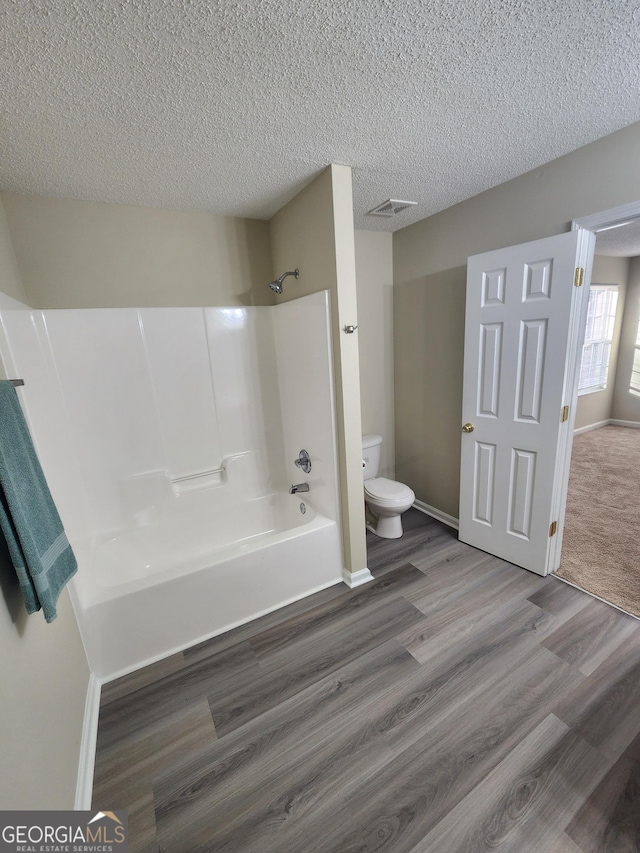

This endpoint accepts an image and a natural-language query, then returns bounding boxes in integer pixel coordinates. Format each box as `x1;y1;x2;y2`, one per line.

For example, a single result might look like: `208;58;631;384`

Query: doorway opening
555;202;640;618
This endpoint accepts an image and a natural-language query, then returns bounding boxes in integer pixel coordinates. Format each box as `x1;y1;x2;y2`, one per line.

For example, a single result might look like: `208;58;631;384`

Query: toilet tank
362;434;382;481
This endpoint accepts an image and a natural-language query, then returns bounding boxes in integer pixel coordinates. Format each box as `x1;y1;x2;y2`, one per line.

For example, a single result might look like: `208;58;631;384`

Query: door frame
550;200;640;570
571;200;640;236
546;227;595;572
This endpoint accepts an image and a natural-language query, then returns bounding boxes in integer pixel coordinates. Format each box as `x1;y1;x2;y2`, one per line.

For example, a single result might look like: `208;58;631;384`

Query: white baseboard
413;500;459;530
574;418;640;435
609;419;640;429
342;567;374;588
573;419;611;435
75;673;101;810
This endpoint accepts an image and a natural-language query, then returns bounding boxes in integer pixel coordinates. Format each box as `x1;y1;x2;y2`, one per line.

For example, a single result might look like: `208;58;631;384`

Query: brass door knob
462;423;475;433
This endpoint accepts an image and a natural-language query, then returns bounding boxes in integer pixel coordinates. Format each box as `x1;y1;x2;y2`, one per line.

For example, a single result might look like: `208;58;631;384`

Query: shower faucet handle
294;449;312;474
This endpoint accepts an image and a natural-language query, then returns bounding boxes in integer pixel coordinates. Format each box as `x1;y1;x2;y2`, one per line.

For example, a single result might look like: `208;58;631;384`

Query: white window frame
630;321;640;397
577;283;619;396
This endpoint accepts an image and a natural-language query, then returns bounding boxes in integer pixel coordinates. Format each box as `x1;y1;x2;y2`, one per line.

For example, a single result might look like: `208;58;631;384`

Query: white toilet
362;434;415;539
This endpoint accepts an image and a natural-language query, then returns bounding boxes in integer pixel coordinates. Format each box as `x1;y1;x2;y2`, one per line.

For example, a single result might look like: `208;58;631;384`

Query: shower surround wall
0;291;342;680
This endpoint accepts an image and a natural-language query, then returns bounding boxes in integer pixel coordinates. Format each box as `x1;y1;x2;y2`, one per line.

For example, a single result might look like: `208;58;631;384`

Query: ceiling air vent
366;198;417;217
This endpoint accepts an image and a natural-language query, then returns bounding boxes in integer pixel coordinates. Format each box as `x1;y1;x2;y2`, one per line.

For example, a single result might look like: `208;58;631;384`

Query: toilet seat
364;477;415;506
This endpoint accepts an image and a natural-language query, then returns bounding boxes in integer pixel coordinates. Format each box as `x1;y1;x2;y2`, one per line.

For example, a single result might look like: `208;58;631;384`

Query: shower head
268;269;299;294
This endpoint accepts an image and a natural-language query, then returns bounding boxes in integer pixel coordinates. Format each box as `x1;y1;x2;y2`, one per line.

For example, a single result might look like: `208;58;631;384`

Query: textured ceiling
595;220;640;258
1;0;640;232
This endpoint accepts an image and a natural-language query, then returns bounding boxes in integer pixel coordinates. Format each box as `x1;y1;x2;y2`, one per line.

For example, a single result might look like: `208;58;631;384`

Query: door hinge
561;405;569;423
549;521;558;537
574;267;584;287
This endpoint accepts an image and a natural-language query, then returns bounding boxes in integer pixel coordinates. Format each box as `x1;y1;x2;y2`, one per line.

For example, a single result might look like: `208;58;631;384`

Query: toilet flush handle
462;423;475;433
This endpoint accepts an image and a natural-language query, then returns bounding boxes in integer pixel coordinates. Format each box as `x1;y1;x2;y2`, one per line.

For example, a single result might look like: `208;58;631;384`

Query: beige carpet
555;425;640;618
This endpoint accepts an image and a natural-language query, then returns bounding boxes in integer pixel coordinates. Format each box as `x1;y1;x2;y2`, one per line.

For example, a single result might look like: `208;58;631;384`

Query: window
630;317;640;397
578;285;619;395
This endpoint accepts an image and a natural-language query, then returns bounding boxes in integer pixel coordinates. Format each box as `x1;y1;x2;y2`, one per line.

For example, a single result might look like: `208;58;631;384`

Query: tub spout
289;483;309;494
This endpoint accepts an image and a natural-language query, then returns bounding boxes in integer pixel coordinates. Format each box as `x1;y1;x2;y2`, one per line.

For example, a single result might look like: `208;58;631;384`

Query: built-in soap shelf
169;451;251;496
170;465;227;495
114;453;254;530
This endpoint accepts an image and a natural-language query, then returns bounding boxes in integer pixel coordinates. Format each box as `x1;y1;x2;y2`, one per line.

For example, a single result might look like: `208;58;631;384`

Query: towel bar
10;379;24;387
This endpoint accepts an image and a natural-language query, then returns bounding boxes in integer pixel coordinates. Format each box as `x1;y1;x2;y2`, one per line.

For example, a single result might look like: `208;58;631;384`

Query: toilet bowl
362;435;415;539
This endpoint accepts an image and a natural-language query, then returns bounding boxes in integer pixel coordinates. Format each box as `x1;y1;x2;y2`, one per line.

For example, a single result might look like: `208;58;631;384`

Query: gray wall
355;230;394;479
0;200;28;306
2;193;274;309
612;255;640;424
270;165;367;576
574;255;629;431
394;121;640;519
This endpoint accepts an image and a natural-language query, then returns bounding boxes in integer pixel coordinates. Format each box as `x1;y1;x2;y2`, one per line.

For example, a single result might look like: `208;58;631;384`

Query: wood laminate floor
93;509;640;852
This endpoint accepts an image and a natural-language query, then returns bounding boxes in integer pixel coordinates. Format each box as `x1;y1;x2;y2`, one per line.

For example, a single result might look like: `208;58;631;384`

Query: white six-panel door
459;231;594;575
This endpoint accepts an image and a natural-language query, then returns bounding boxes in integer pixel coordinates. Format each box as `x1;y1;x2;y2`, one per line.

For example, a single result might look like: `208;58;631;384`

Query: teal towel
0;381;77;622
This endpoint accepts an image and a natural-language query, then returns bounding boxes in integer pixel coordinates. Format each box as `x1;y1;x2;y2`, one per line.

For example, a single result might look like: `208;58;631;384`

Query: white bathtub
1;293;344;682
76;494;343;681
